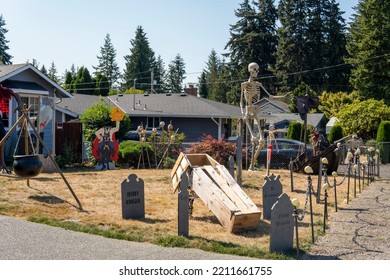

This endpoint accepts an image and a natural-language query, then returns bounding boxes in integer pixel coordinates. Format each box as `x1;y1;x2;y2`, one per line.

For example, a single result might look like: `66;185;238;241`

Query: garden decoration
291;198;300;259
0;83;23;173
239;62;287;171
0;85;83;210
316;157;329;203
304;166;315;243
266;124;278;176
157;120;179;169
92;107;124;170
136;123;151;169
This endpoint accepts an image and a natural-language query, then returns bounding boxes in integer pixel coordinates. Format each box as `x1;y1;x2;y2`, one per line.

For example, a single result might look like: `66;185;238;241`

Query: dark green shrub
118;141;153;167
287;121;302;141
376;121;390;142
185;134;236;166
328;124;343;144
376;120;390;163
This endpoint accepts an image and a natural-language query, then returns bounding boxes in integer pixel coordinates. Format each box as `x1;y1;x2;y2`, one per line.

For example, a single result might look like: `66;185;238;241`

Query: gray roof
57;94;111;117
272;113;326;128
107;93;242;118
254;97;289;113
0;63;72;98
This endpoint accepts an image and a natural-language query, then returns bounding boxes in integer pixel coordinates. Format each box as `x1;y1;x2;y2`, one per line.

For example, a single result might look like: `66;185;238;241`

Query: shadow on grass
28;195;65;204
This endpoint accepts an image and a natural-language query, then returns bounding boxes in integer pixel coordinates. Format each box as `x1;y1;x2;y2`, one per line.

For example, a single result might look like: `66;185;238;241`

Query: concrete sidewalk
303;175;390;260
0;215;253;260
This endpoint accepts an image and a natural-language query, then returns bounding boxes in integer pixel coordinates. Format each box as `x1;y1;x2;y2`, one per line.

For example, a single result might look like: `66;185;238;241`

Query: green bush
287;121;302;141
376;120;390;163
328;124;343;144
376;121;390;142
117;141;153;167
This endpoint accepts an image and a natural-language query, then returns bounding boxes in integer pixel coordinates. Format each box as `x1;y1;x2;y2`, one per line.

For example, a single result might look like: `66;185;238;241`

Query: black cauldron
13;155;43;178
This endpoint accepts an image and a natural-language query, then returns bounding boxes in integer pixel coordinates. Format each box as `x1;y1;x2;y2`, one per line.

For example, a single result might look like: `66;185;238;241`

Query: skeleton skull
248;62;259;77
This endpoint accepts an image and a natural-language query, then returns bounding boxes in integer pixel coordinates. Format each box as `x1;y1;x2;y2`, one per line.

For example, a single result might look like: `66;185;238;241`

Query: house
58;92;242;143
0;63;73;159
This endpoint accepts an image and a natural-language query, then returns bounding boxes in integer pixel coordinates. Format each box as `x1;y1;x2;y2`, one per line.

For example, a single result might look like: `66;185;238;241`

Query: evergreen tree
253;0;278;76
322;0;350;92
198;72;208;98
166;54;186;93
346;0;390;103
40;65;48;76
0;15;12;65
48;61;59;83
74;66;94;95
153;55;167;93
275;0;307;92
122;26;156;91
205;49;222;101
93;72;110;96
63;70;75;93
275;0;348;93
224;0;257;79
94;33;120;89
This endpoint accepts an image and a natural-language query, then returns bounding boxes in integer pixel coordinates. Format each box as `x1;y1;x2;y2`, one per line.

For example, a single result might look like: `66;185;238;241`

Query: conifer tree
122;26;156;91
94;33;120;89
346;0;390;103
0;15;12;65
166;54;186;93
153;55;167;93
48;61;59;83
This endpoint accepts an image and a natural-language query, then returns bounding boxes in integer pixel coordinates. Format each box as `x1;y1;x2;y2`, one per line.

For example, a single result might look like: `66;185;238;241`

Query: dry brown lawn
0;165;363;255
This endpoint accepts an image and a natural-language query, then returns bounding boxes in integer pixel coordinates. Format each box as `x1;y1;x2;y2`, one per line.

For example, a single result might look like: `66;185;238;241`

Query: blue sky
2;0;358;84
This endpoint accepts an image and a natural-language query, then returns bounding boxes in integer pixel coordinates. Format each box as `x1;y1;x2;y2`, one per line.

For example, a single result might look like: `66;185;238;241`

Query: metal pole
308;175;315;243
333;175;338;212
132;79;137;110
293;207;300;259
290;158;294;192
25;117;83;211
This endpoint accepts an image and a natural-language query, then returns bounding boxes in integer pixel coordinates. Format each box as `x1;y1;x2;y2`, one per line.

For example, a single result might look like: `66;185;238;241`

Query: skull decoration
248;62;259;77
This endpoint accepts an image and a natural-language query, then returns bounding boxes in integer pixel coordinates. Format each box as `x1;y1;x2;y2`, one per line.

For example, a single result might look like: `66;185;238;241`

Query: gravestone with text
262;174;283;220
121;174;145;219
270;193;294;253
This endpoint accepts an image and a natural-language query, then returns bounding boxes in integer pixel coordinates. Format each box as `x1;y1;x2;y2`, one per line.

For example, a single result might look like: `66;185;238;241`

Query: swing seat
13;154;43;178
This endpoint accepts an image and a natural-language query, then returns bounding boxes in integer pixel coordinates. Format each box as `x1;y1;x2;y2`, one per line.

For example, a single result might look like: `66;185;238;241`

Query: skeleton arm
259;83;290;99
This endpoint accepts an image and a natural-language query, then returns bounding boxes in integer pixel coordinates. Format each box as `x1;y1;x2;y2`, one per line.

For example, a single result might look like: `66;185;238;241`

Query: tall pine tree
122;26;156;91
346;0;390;103
166;54;186;93
0;15;12;65
94;33;120;89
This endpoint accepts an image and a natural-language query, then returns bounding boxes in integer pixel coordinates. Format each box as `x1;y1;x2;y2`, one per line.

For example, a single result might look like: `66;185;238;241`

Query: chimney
184;84;198;96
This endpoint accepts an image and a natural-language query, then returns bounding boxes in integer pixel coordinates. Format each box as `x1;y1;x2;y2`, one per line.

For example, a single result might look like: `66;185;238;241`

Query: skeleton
240;62;288;170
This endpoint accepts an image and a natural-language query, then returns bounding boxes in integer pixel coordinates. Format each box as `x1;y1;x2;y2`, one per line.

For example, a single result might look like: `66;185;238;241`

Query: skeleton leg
243;117;263;170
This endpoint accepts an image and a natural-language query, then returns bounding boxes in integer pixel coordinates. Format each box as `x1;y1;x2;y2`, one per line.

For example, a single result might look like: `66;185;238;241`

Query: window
19;96;40;129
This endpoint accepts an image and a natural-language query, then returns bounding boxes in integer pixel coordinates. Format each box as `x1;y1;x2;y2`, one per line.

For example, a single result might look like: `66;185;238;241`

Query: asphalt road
0;215;252;260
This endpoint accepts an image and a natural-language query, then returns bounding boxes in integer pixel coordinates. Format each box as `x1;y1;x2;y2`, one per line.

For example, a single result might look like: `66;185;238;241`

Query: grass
0;166;358;259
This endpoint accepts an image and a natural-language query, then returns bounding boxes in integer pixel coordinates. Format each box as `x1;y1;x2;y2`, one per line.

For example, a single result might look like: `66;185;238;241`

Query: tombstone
270;193;294;253
121;174;145;219
262;174;283;220
178;172;189;237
